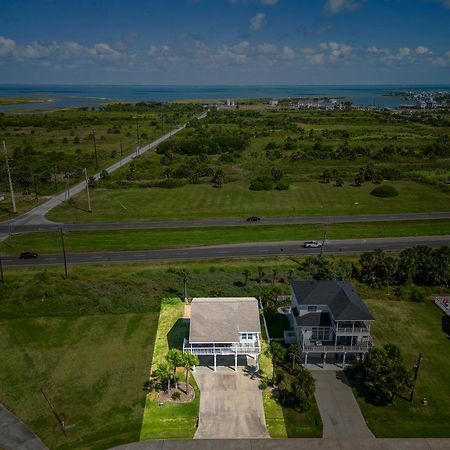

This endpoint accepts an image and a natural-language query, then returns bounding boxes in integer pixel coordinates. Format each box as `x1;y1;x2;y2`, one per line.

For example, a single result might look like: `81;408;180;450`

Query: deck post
235;351;238;372
255;354;259;372
342;352;346;367
193;365;196;372
213;353;216;372
323;352;327;365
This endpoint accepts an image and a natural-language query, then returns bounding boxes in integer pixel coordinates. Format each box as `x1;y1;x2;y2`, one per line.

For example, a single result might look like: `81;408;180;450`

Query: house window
308;305;317;312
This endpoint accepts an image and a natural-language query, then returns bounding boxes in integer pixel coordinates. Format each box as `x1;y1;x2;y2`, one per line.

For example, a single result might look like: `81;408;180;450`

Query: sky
0;0;450;85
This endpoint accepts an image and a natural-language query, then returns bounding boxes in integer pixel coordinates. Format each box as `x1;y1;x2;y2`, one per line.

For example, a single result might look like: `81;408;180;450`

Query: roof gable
291;280;374;321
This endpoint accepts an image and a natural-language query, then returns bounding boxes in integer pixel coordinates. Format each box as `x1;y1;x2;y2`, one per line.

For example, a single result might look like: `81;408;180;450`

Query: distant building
269;98;279;106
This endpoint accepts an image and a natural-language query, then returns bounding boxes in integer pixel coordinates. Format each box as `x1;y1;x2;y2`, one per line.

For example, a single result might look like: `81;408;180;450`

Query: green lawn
140;298;199;440
0;313;159;450
358;298;450;437
3;219;450;255
47;180;450;223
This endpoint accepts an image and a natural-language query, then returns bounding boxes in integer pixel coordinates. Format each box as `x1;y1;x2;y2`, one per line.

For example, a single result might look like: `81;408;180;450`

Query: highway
3;235;450;267
1;211;450;234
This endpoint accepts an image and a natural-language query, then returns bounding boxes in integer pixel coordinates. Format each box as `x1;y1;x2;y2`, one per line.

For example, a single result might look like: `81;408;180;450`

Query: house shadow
167;318;190;350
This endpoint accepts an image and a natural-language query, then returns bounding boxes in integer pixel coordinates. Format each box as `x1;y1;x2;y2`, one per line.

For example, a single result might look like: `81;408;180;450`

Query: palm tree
258;266;264;284
243;269;250;285
272;269;278;286
154;361;172;394
182;353;199;394
288;344;301;371
167;348;184;390
179;269;189;303
287;269;295;284
270;341;285;380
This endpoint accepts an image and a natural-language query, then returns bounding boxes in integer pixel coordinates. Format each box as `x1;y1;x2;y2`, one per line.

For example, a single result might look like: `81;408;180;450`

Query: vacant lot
48;180;450;223
358;298;450;438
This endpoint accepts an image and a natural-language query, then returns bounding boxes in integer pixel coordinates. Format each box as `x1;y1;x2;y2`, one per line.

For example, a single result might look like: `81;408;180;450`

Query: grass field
47;180;450;223
139;298;200;440
359;298;450;438
3;219;450;255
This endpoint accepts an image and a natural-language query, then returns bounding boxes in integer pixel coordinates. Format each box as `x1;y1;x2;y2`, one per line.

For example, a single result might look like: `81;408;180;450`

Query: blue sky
0;0;449;84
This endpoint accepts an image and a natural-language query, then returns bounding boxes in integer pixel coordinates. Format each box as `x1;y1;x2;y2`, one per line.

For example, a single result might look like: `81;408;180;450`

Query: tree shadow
167;318;190;350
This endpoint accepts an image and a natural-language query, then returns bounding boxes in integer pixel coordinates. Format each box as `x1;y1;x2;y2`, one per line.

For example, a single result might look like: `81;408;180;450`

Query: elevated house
183;297;261;371
287;280;374;365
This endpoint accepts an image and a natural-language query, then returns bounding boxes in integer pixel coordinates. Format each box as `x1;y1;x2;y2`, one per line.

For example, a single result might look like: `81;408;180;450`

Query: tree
288;344;301;371
212;169;225;188
291;366;315;412
271;269;278;286
100;170;109;180
88;176;96;188
181;353;199;394
179;269;189;303
359;248;397;288
345;344;412;405
269;341;286;380
335;177;344;187
354;172;364;186
167;349;184;389
258;266;264;284
243;269;250;285
321;169;331;183
154;361;173;393
287;269;295;284
271;168;284;183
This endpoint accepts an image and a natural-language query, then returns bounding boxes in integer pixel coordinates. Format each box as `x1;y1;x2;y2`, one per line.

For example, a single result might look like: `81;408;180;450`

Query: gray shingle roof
291;280;374;321
296;312;332;327
189;297;261;343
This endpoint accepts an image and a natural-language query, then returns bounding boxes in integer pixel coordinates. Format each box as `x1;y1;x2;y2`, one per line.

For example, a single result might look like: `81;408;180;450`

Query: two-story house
289;280;374;366
183;297;261;372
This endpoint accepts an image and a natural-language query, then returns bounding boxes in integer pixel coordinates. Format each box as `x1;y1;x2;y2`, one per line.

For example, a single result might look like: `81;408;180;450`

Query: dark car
19;252;39;259
246;216;261;222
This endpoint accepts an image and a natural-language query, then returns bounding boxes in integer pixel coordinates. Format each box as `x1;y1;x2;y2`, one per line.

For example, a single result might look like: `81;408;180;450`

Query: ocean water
0;84;449;111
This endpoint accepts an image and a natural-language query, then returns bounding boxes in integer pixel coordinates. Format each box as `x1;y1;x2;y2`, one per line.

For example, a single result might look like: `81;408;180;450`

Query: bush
275;181;290;191
409;288;425;303
249;176;273;191
370;185;399;198
171;391;181;400
155;179;186;189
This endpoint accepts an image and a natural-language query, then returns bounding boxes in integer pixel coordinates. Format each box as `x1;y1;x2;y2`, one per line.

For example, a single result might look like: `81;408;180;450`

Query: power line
2;141;17;214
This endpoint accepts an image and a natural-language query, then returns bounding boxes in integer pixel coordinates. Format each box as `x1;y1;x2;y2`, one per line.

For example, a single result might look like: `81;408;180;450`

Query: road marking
90;256;103;259
46;257;57;260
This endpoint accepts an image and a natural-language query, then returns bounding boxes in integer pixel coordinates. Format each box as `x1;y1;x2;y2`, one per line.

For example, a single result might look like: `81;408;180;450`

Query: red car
19;252;39;259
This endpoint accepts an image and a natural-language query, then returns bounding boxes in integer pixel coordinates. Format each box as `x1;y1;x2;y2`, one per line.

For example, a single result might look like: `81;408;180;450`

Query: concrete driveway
312;370;374;439
193;356;269;439
0;404;48;450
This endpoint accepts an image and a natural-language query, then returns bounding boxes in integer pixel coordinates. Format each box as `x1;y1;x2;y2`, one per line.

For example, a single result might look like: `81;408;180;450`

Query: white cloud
447;50;450;58
249;12;266;32
397;47;411;58
0;36;16;57
281;46;296;59
323;0;358;15
257;43;278;54
415;45;429;55
367;46;390;56
310;53;325;64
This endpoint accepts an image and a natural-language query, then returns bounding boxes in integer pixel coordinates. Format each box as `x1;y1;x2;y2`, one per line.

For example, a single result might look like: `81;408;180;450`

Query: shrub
275;181;290;190
370;185;399;198
155;179;186;189
249;176;273;191
171;391;181;401
409;288;425;303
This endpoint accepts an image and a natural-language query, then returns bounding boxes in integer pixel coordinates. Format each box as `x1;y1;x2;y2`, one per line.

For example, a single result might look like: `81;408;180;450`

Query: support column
213;353;216;372
323;352;327;365
304;352;308;365
235;351;238;372
343;352;346;367
255;354;259;373
193;365;196;372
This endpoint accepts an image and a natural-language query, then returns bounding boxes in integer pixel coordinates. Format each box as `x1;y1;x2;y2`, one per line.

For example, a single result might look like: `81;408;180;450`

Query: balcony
302;338;372;353
333;322;371;335
183;339;260;356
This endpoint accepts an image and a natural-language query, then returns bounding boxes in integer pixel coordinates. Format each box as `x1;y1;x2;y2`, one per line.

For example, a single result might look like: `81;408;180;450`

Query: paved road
311;371;374;439
0;111;208;233
0;404;48;450
193;361;268;439
2;235;450;267
1;211;450;234
111;438;450;449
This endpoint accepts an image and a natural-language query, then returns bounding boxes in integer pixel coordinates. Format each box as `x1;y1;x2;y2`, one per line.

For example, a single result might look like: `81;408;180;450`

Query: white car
303;240;323;248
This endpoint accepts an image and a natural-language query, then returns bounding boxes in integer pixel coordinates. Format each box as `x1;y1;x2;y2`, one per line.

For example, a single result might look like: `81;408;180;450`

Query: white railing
303;343;372;353
183;340;260;355
435;297;450;316
335;327;370;335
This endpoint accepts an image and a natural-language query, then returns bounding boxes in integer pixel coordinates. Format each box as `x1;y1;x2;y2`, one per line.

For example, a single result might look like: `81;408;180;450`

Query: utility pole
119;141;123;166
136;119;141;152
0;251;4;283
60;228;68;279
53;166;58;192
33;173;39;202
84;168;92;213
2;141;17;214
92;129;99;170
320;219;329;257
161;107;164;134
410;353;422;402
